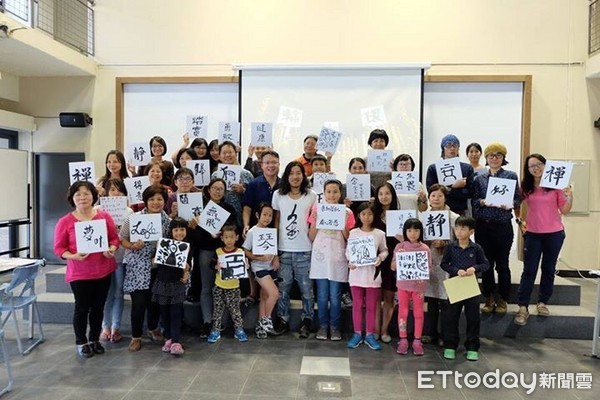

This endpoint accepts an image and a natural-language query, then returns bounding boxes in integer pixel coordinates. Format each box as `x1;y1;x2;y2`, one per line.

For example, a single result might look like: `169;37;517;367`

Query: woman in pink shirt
514;154;573;326
53;181;120;358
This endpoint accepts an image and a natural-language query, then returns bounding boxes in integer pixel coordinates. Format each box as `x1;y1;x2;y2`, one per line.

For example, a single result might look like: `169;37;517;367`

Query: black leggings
130;288;160;338
70;275;111;345
159;304;183;343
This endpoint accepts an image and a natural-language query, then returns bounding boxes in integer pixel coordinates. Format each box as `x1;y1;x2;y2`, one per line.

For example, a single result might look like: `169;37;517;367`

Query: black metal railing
2;0;29;22
35;0;94;56
1;0;94;56
590;0;600;55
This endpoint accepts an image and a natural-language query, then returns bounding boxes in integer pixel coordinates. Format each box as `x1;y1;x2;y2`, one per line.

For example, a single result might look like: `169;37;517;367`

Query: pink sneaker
412;339;424;356
170;342;184;355
161;339;173;353
396;338;409;355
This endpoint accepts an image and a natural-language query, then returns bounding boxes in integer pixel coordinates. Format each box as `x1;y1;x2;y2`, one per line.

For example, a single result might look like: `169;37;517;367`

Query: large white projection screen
239;66;426;176
422;82;524;177
123;83;238;154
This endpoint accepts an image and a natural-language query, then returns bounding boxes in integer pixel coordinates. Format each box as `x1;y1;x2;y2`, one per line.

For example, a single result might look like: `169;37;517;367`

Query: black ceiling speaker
59;112;93;128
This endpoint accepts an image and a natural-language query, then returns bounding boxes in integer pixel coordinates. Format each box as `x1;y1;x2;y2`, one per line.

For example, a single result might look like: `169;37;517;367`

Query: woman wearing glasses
166;168;202;301
471;144;521;315
514;153;573;326
190;178;237;336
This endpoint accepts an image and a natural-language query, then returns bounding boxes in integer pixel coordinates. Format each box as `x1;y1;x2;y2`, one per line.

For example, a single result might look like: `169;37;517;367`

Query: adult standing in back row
471;143;521;315
426;134;474;216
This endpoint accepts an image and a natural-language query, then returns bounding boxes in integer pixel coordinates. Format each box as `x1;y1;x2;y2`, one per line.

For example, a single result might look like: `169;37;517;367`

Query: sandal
536;303;550;316
111;329;123;343
148;328;165;342
100;329;111;342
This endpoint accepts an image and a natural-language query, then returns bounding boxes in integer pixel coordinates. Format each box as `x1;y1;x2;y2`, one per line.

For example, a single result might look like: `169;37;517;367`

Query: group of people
53;129;572;361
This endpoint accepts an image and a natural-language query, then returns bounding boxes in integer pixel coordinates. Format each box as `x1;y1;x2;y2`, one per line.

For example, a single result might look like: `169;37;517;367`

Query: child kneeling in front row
440;216;489;361
207;225;249;343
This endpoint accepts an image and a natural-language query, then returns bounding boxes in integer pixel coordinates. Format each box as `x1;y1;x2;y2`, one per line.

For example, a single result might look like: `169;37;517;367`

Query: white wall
7;0;600;269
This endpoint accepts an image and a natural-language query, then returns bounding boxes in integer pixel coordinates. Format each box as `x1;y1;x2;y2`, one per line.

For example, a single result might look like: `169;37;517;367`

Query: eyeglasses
486;153;504;159
210;186;225;192
528;162;544;170
444;144;458;149
177;176;193;183
397;162;412;167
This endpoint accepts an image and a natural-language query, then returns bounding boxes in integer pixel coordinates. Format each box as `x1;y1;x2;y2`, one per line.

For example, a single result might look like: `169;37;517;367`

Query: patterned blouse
120;209;171;293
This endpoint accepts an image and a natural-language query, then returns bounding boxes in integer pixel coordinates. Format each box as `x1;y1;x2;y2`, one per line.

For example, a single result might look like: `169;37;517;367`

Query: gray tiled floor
0;324;598;399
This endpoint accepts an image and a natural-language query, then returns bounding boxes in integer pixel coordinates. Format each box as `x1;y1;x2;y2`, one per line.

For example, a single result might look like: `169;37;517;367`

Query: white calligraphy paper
312;172;336;191
177;192;204;220
127;141;151;167
385;210;417;237
347;235;377;267
69;161;96;185
218;121;241;145
124;176;150;204
277;106;303;128
129;213;162;242
396;251;430;281
199;200;231;235
217;164;242;190
421;210;450;241
540;160;573;190
391;172;418;194
317;127;342;154
313;172;336;204
252;227;278;255
155;238;190;269
345;174;371;201
219;248;248;280
186;115;208;139
360;105;387;127
316;203;346;231
186;160;211;187
485;177;517;208
367;149;393;172
99;196;128;226
75;219;109;254
250;122;273;147
435;158;463;186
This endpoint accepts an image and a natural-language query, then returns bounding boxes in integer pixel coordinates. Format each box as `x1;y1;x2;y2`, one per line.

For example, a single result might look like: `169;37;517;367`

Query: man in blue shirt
242;150;281;236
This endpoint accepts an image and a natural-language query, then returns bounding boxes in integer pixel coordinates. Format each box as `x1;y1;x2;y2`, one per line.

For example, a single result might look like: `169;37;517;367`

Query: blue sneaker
364;334;381;350
207;329;221;343
347;333;363;349
234;328;249;342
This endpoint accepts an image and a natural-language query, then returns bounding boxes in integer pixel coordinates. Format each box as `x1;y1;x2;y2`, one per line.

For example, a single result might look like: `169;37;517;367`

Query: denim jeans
102;263;125;330
316;279;342;328
475;220;514;301
276;251;314;322
517;230;565;306
198;249;216;325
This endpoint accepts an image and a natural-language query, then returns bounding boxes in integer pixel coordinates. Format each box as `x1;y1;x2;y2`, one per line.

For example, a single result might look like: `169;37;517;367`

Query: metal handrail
1;0;94;56
590;0;600;55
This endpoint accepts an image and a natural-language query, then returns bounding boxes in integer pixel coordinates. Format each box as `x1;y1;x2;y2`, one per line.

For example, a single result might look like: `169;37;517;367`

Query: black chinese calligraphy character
426;213;447;238
440;164;457;183
544;166;566;186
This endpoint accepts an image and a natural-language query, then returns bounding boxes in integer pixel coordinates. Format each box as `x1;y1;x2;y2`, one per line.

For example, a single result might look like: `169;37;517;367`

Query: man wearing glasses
426;134;475;215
